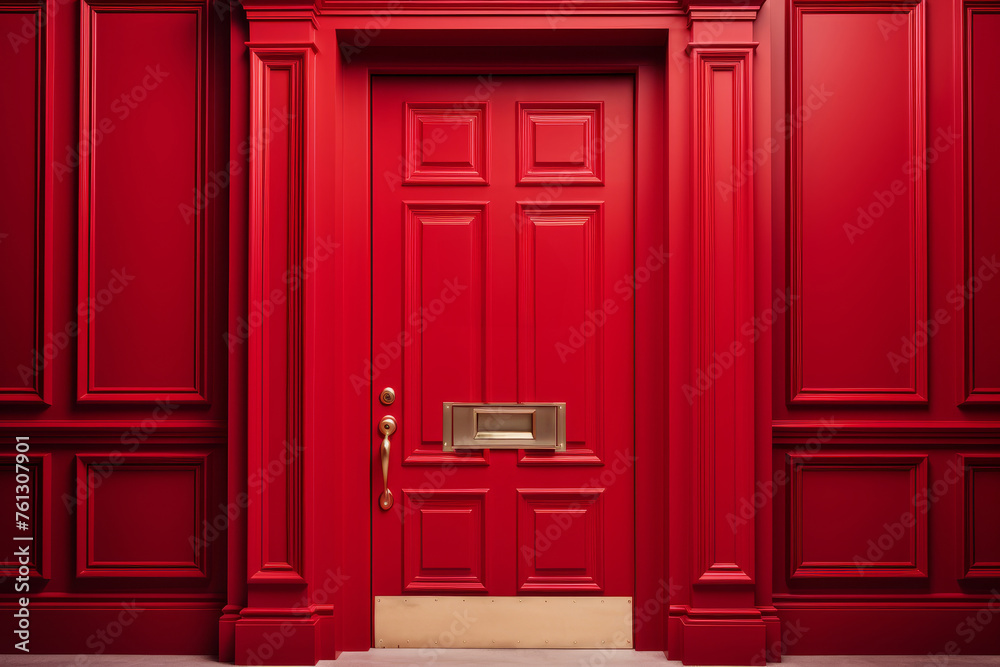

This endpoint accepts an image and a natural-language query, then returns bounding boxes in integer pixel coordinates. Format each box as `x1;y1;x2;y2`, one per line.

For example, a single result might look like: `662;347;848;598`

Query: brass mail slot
442;403;566;452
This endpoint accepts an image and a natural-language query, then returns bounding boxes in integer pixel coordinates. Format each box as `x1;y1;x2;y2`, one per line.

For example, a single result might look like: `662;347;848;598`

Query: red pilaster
231;9;331;665
673;2;771;664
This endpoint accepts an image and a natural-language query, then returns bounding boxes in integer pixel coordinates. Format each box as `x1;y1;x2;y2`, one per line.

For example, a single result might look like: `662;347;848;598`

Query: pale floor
3;653;1000;666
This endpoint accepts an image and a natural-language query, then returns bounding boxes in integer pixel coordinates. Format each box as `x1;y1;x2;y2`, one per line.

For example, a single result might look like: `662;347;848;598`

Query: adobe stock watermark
843;126;959;244
580;577;683;665
887;254;1000;373
751;618;810;666
926;589;1000;666
683;288;798;406
555;245;669;363
71;602;144;663
179;107;293;225
189;438;302;552
349;277;467;394
717;83;834;202
383;77;503;193
16;268;135;389
853;457;964;575
726;418;839;531
224;235;338;352
53;65;171;184
6;0;73;54
520;449;633;566
62;399;180;513
241;566;351;665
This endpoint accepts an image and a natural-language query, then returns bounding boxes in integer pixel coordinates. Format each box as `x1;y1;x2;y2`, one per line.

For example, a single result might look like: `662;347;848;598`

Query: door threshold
374;596;633;649
346;648;672;665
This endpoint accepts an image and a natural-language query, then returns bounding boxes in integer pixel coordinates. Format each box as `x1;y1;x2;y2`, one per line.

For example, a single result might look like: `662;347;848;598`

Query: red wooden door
370;74;635;620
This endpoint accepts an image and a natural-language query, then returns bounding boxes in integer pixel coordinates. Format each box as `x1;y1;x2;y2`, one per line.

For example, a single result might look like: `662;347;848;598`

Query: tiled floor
3;653;1000;667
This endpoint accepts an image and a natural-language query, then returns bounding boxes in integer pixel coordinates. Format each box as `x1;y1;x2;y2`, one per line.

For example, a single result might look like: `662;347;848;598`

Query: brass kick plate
374;596;632;649
442;402;566;452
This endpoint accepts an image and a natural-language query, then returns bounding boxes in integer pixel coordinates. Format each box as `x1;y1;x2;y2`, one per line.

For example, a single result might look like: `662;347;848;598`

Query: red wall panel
789;0;927;403
76;453;208;579
0;5;49;403
964;5;1000;402
962;455;1000;578
78;1;208;403
0;0;231;656
788;453;928;580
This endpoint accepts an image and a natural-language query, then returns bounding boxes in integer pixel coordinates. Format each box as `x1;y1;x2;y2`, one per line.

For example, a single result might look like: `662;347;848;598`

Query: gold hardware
378;416;396;510
373;596;632;648
379;387;395;405
442;403;566;452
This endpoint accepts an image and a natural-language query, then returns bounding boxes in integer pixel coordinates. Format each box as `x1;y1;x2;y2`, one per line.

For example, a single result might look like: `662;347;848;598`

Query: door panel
372;75;634;606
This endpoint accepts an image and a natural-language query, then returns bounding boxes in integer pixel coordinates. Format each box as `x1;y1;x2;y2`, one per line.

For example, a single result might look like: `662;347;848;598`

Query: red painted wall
769;0;1000;657
0;0;236;655
0;0;998;663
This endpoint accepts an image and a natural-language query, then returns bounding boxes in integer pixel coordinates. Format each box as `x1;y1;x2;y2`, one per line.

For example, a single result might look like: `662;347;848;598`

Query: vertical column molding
247;45;312;585
690;44;756;586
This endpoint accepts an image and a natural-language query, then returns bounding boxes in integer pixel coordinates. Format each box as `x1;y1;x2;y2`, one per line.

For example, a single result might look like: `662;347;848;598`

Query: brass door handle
378;416;397;510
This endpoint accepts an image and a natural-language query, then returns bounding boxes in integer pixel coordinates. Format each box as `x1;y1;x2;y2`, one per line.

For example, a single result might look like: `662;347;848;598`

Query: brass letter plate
442;402;566;452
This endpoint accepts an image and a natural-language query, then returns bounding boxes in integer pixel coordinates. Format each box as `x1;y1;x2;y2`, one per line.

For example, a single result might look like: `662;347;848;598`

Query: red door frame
341;47;666;648
232;5;769;665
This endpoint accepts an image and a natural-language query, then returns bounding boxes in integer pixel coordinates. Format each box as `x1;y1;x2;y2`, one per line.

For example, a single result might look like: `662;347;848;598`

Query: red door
370;74;636;645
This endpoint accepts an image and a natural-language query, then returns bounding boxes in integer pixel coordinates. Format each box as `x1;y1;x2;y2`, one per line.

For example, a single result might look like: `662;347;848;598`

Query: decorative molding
772;420;1000;446
691;44;755;585
960;454;1000;579
77;0;210;404
961;1;1000;404
773;594;1000;609
787;0;927;404
76;452;209;579
788;453;928;580
247;46;310;584
0;2;50;404
0;453;50;579
317;0;684;15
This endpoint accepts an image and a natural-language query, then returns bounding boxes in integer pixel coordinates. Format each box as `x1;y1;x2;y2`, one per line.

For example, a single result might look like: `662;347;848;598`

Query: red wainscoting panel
0;453;51;579
691;46;755;584
789;0;927;404
788;453;928;579
963;3;1000;403
961;455;1000;578
76;453;209;579
78;0;209;403
402;489;488;592
0;3;50;404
